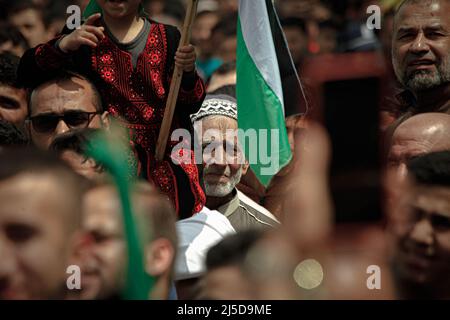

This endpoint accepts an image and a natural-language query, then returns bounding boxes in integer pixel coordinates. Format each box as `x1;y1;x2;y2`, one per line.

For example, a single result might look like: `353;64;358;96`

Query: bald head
388;113;450;178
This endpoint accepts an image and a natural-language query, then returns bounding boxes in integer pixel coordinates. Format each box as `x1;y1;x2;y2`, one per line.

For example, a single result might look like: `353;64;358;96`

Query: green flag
85;124;154;300
237;0;296;186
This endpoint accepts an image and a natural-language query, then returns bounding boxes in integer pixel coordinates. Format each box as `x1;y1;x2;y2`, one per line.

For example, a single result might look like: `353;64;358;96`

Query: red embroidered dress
19;20;206;218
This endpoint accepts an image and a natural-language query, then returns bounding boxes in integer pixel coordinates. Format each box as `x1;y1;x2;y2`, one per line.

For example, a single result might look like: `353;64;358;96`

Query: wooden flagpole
155;0;199;161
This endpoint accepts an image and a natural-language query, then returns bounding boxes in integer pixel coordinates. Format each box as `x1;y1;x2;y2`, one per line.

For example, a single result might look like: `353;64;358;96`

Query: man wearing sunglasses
27;71;109;149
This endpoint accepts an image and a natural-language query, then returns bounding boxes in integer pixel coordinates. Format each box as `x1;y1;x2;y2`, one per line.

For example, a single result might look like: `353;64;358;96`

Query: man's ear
101;111;110;129
145;238;175;277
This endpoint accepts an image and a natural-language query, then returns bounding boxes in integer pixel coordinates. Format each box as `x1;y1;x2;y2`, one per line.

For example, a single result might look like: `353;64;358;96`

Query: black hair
209;84;236;99
407;151;450;187
44;0;74;28
281;17;307;34
206;229;265;270
0;119;28;147
163;0;186;22
48;128;104;173
0;52;22;88
211;13;238;38
0;22;30;52
213;61;236;75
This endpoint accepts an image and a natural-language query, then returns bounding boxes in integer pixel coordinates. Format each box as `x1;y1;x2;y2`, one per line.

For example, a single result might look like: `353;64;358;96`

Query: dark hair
209;84;236;98
0;147;88;228
49;128;98;155
162;0;186;22
213;61;236;75
0;52;22;88
0;22;30;52
206;229;265;270
29;70;104;114
44;0;73;28
211;13;238;38
49;128;104;171
281;17;307;34
0;119;28;147
407;151;450;187
8;0;48;27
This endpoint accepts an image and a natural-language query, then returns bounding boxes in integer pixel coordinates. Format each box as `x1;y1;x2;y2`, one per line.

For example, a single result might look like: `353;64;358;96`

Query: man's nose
409;218;434;247
396;162;408;182
55;119;70;135
409;32;430;55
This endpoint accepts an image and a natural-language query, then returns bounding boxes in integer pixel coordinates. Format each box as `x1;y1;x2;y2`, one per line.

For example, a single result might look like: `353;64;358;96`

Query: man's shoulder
236;190;280;227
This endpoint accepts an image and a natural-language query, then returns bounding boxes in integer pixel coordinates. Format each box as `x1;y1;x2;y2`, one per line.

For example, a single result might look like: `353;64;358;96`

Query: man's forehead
0;173;67;218
0;85;26;98
395;0;449;28
31;79;95;114
201;116;238;131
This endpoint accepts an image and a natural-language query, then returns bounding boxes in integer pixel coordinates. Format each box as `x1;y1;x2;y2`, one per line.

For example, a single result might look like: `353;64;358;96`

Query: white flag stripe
238;0;285;114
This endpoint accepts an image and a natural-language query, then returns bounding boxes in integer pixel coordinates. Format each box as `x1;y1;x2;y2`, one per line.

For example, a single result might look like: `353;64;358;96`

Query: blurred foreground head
0;148;88;299
390;151;450;299
281;123;395;299
388;113;450;182
79;180;177;300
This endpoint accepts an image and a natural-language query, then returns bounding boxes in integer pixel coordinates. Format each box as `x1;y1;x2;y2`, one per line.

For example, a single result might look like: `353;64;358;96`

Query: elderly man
387;113;450;180
190;94;279;231
391;0;450;122
27;71;109;149
389;151;450;299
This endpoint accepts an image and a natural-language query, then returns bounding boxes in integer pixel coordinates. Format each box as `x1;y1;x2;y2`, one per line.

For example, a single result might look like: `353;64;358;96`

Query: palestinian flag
237;0;304;186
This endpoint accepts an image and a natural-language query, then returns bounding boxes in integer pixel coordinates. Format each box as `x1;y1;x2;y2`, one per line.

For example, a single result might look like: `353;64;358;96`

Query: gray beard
402;57;450;92
203;166;243;198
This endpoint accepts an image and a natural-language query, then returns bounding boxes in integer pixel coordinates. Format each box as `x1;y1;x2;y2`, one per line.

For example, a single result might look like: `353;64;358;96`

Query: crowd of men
0;0;450;300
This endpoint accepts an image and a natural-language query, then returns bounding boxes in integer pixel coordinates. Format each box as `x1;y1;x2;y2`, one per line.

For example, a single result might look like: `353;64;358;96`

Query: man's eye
5;224;37;244
398;33;414;41
0;97;20;110
431;215;450;231
426;31;444;39
90;231;111;243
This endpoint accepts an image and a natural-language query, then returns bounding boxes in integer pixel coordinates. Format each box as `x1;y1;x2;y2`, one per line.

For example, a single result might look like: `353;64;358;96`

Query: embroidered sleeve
36;37;71;70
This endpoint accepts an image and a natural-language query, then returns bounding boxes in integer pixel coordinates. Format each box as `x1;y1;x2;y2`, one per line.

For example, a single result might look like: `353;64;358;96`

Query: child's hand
175;45;197;73
59;13;105;53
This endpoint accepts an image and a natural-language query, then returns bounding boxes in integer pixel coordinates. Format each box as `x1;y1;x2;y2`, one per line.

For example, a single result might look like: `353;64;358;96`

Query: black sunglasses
29;111;101;133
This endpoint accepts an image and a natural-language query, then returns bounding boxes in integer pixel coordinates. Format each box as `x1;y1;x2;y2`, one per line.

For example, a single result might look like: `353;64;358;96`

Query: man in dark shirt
391;0;450;125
